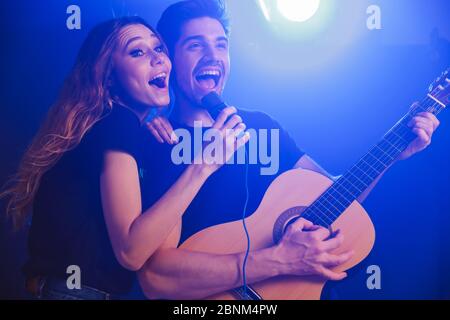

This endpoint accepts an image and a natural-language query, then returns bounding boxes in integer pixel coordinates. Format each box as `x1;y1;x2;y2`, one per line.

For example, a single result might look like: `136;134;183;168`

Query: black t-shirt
24;105;147;295
141;109;305;244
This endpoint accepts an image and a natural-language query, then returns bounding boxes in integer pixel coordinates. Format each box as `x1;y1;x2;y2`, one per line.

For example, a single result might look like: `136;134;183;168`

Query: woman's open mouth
148;72;168;89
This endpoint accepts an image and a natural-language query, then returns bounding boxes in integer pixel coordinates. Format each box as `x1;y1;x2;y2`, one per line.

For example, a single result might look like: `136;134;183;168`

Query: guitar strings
322;98;443;224
318;99;444;223
303;98;444;228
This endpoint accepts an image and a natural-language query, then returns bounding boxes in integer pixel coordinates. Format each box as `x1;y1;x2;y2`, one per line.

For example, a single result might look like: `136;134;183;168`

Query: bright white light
277;0;321;22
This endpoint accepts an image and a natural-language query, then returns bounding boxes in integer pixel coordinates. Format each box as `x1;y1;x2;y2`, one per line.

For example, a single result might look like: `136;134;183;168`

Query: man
138;0;439;299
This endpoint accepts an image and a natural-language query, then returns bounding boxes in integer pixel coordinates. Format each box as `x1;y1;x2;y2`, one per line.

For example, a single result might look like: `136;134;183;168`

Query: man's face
172;17;230;106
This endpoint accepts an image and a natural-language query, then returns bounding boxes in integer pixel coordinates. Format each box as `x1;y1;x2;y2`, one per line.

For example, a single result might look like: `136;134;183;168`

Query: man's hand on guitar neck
293;104;440;204
398;105;440;161
357;107;439;202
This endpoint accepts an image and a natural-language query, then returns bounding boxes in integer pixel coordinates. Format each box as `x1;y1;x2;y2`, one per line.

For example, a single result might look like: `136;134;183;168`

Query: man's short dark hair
157;0;230;57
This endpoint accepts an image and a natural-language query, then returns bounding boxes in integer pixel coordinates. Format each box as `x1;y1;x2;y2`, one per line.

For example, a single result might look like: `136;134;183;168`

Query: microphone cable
241;146;251;298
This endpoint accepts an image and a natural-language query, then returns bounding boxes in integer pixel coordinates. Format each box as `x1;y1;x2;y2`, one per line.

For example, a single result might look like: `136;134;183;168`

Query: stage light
277;0;321;22
248;0;365;74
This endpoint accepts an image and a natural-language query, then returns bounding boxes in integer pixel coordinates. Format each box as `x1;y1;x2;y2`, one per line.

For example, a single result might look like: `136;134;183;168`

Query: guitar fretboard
301;95;446;228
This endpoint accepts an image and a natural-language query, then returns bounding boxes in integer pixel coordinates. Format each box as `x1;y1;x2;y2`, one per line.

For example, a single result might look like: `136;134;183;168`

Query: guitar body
180;168;376;300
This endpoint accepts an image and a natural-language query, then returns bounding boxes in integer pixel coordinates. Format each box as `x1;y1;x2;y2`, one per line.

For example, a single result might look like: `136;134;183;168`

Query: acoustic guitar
180;69;450;300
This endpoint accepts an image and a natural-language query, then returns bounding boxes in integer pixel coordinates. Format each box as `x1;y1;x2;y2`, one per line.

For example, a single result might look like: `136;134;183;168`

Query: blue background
0;0;449;299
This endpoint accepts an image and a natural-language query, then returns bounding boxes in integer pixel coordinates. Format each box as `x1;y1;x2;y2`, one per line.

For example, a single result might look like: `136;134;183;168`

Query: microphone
201;91;227;120
201;91;247;140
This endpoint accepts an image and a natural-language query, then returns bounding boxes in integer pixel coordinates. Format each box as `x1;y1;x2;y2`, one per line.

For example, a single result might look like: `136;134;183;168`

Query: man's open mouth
195;69;221;90
148;72;168;89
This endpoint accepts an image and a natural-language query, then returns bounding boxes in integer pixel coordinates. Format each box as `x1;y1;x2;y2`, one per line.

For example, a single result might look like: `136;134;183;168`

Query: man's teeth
196;70;221;89
197;70;220;77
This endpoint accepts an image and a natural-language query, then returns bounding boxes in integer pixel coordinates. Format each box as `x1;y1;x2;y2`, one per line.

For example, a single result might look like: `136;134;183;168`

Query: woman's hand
146;116;178;144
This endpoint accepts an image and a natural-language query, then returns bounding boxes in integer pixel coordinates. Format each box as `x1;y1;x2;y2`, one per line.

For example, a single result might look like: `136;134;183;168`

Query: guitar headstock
428;68;450;109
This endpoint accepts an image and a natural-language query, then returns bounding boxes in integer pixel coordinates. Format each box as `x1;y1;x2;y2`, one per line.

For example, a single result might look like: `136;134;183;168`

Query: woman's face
112;24;171;108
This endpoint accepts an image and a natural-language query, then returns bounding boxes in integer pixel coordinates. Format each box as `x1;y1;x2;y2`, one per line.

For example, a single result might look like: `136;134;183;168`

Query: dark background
0;0;449;299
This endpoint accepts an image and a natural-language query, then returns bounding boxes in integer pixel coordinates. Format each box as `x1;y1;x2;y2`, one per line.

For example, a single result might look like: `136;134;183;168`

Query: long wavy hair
1;16;161;230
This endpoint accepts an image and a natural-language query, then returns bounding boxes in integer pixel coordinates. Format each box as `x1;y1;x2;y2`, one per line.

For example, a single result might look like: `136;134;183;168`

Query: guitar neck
302;94;446;228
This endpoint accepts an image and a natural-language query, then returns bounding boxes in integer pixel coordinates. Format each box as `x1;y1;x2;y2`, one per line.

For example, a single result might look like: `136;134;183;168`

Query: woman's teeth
149;72;167;88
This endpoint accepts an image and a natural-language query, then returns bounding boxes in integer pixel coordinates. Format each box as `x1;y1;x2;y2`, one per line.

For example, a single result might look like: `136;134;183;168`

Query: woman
1;17;249;299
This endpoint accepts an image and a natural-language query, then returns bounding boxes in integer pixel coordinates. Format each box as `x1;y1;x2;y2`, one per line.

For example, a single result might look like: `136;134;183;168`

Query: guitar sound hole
272;206;307;244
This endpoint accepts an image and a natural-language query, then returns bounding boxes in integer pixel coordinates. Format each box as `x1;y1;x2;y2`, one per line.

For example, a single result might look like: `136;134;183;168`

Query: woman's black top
24;105;148;295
